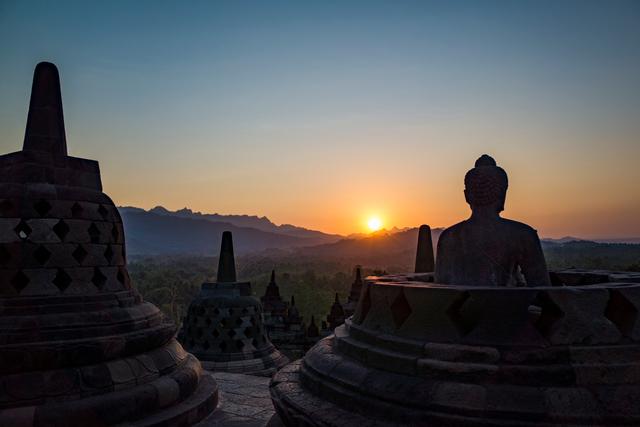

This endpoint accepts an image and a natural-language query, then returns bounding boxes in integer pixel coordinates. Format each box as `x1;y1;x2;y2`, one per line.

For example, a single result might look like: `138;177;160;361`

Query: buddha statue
435;155;550;286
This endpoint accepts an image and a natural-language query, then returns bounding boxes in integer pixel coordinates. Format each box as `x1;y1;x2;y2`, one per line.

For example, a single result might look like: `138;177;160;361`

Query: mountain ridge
118;206;343;255
120;205;342;241
119;206;640;259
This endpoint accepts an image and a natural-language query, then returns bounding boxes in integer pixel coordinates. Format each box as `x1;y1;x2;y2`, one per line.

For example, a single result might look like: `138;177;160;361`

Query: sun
367;217;383;232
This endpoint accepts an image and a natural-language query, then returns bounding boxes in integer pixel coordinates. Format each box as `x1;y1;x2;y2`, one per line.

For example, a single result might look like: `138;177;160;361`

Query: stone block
544;388;603;425
423;342;499;363
484;384;547;418
544;288;621;345
417;358;497;381
395;286;462;342
366;346;417;375
430;381;487;412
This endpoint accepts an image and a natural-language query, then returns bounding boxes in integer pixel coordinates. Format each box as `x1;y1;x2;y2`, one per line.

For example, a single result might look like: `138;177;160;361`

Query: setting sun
367;217;383;232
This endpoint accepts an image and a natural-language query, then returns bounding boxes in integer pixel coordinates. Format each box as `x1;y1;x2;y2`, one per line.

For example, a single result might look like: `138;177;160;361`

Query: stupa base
271;338;640;427
0;340;220;427
128;373;219;427
271;275;640;427
201;348;290;377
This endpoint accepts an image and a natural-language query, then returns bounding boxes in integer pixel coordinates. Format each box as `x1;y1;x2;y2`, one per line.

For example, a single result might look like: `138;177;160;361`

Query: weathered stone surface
196;372;284;427
0;62;218;426
272;274;640;426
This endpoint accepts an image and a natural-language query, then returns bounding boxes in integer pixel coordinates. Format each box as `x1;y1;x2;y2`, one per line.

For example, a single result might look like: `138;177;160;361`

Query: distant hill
295;227;443;270
593;237;640;244
540;239;640;270
542;236;640;245
119;207;342;255
118;206;640;272
542;236;586;244
121;206;342;242
283;230;640;272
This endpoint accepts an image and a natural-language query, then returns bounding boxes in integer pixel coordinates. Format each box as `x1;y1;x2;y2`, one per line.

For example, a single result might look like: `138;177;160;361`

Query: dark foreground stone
0;62;219;426
271;275;640;426
197;372;284;427
179;232;288;377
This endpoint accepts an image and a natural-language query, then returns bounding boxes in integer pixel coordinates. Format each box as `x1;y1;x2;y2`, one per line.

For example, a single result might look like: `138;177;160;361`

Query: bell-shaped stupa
179;231;288;376
0;62;219;425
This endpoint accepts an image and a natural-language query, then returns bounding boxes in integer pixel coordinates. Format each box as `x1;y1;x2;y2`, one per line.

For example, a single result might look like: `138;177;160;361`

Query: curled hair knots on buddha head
464;154;509;207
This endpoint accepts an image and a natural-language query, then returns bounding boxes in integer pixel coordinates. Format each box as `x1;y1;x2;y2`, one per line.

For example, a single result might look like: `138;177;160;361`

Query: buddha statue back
435;154;550;286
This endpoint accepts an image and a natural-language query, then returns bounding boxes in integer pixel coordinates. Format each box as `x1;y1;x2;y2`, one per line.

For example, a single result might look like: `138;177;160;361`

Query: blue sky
1;1;639;236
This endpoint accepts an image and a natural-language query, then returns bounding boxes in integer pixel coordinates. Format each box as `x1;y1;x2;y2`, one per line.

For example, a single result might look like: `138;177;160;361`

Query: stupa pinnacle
414;224;434;273
0;62;219;425
23;62;68;158
179;231;288;376
216;230;237;283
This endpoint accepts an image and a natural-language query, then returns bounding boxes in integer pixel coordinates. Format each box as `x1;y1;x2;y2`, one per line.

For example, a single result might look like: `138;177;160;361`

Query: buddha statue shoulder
435;155;551;287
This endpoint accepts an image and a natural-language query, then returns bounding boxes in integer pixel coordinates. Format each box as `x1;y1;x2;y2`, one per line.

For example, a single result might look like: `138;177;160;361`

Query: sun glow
367;216;383;232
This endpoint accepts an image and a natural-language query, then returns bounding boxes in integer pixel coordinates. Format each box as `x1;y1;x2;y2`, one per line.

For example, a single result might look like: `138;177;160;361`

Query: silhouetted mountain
119;208;340;255
118;207;640;272
593;237;640;244
542;236;586;244
120;206;342;243
294;230;640;272
541;236;640;245
295;227;444;270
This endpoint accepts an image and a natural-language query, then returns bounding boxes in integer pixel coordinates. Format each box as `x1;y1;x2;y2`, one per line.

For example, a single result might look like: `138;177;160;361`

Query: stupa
271;155;640;426
325;293;346;331
342;266;364;317
262;271;305;342
179;231;288;376
262;270;288;326
0;62;218;426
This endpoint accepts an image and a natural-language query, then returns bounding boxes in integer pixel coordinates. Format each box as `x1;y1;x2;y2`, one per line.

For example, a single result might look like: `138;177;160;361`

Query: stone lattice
180;232;288;376
271;272;640;426
0;62;219;426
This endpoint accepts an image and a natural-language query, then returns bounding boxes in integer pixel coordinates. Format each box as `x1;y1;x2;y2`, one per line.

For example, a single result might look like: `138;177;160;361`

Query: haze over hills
119;206;343;255
296;228;443;268
119;206;640;271
544;236;640;245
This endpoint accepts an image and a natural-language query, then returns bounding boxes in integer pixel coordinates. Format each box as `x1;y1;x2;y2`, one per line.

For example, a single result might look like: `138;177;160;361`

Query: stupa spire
182;230;288;374
23;62;68;158
263;268;281;300
415;224;435;273
216;231;237;282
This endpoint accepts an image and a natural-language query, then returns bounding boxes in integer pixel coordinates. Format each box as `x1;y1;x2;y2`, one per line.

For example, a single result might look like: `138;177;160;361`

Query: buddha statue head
464;154;508;215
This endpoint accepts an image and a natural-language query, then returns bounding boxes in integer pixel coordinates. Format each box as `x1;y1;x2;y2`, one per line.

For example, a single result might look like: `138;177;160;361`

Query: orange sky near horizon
1;2;639;239
1;88;638;239
94;118;639;238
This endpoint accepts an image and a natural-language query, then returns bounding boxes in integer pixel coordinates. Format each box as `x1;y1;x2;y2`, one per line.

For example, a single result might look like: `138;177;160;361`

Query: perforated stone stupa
271;155;640;426
179;231;288;376
0;62;218;426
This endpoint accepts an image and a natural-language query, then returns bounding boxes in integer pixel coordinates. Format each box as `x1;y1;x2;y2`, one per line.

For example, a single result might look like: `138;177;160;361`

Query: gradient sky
1;0;639;237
